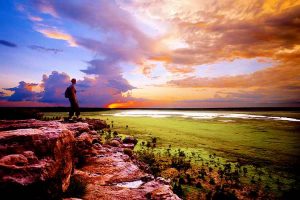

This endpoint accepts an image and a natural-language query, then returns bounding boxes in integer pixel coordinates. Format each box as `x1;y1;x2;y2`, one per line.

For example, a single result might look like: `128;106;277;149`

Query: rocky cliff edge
0;119;180;200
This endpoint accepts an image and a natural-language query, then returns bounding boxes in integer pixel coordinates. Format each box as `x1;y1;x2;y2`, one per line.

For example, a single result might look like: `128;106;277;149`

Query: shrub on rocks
123;136;138;145
161;168;179;180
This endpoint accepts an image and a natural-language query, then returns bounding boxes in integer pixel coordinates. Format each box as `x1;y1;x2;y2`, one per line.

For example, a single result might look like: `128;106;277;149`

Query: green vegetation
44;110;300;199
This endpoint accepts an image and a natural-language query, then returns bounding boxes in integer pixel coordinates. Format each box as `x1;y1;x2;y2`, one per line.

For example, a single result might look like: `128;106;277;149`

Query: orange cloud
262;0;300;13
129;0;300;76
164;64;195;74
168;61;300;89
36;29;77;47
150;55;172;63
167;53;300;105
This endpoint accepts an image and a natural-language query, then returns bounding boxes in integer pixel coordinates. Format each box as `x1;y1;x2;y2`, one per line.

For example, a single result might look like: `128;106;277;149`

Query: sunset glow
0;0;299;107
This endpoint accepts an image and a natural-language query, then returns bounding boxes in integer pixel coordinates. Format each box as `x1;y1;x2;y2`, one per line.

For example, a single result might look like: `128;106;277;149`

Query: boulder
108;139;122;147
84;119;107;130
147;184;181;200
63;122;90;137
0;121;75;199
76;132;93;149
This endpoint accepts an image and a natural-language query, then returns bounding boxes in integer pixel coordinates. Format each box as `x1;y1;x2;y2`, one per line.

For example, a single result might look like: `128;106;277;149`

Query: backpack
65;87;71;98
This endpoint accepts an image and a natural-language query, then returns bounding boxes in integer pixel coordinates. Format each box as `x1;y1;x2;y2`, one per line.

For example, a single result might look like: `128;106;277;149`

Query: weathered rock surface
0;121;76;199
72;137;181;200
76;146;180;200
0;119;64;131
0;119;180;200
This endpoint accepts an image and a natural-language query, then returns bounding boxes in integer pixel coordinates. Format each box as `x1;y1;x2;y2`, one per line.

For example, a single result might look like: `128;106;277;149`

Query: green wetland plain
45;109;300;199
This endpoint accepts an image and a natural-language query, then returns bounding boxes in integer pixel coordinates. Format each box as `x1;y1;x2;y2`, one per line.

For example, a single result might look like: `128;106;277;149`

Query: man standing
66;78;80;119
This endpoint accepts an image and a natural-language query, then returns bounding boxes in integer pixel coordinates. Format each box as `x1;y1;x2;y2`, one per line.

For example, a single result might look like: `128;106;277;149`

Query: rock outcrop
0;119;180;200
0;120;78;199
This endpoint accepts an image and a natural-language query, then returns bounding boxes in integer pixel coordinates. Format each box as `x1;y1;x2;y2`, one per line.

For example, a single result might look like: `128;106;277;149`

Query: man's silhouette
67;78;80;119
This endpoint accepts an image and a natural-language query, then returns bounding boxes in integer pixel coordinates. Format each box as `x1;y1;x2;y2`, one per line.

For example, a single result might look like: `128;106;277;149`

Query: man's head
71;78;76;84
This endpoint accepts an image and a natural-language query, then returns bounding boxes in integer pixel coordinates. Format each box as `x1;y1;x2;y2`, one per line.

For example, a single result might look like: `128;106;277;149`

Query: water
102;110;300;122
116;180;144;188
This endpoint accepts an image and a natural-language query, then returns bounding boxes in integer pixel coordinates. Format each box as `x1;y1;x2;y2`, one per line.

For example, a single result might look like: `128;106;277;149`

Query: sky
0;0;299;108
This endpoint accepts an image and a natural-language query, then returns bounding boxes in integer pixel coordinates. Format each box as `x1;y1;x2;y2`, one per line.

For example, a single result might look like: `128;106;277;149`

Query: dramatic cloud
77;77;135;107
0;40;17;48
31;0;155;72
39;70;135;106
167;63;300;89
40;71;70;103
1;68;136;107
78;59;136;106
28;45;63;54
167;58;300;106
27;0;143;106
80;58;122;76
4;81;40;101
26;0;300;68
98;0;298;88
48;0;152;49
2;0;299;107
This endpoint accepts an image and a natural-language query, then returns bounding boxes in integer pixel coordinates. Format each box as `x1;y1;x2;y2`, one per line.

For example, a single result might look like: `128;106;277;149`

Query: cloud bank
1;0;299;107
1;69;136;107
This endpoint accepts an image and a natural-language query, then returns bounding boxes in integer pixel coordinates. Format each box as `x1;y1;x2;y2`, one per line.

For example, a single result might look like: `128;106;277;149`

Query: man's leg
75;101;80;118
69;99;75;118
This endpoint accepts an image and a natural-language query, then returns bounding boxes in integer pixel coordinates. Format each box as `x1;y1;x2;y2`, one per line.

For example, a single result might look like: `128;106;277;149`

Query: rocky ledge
0;119;180;200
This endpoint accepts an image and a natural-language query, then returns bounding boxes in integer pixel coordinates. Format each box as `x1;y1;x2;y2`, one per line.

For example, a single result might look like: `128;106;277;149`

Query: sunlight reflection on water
103;110;300;122
116;180;144;188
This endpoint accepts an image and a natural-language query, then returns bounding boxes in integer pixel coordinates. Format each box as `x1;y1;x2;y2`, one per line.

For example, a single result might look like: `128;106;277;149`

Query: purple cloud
82;59;135;90
81;59;121;76
31;0;153;65
45;0;151;47
0;91;7;100
28;0;145;107
2;68;136;107
4;81;40;101
40;71;70;103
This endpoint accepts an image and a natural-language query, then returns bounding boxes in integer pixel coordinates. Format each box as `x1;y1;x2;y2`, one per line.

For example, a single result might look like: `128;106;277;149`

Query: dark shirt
68;84;77;101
